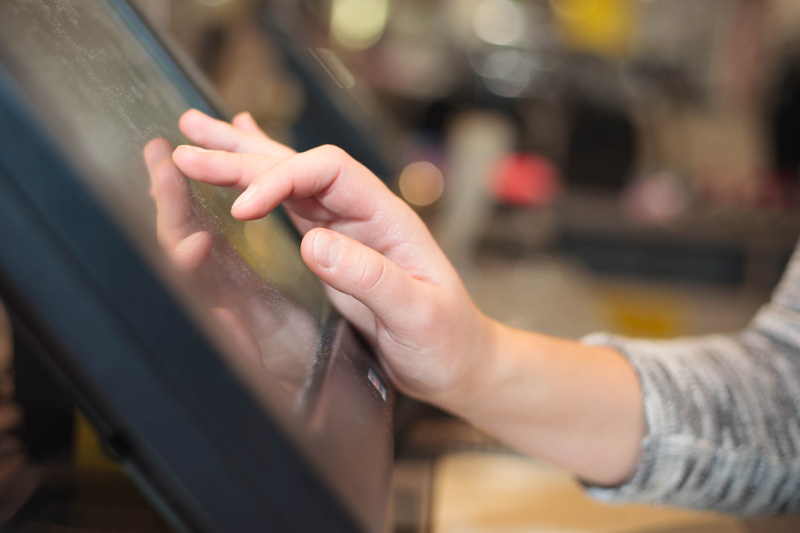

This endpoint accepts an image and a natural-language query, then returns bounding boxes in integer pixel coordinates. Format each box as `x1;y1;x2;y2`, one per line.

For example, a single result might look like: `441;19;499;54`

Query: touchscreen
0;0;330;401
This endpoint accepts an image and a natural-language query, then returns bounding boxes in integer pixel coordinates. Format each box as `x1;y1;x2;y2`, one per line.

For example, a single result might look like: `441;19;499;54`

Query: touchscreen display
0;0;330;401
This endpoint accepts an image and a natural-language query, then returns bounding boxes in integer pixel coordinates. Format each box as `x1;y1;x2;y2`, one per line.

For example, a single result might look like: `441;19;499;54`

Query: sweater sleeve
581;242;800;515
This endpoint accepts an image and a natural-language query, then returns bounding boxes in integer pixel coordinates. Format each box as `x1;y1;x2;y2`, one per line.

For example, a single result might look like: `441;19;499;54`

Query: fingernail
232;186;257;209
178;145;210;154
314;231;342;269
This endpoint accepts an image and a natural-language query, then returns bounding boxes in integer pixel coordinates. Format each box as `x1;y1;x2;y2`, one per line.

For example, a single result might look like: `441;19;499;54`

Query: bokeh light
472;0;525;46
330;0;391;51
481;49;532;97
398;161;445;207
194;0;233;7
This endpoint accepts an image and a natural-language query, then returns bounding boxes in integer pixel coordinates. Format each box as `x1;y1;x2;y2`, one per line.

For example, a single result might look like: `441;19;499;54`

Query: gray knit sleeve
582;243;800;515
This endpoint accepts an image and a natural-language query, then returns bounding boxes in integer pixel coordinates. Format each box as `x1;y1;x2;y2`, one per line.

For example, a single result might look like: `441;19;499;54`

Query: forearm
432;318;645;486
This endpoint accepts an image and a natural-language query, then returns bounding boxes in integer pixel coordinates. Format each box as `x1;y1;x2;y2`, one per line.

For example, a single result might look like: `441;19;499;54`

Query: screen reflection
0;0;330;401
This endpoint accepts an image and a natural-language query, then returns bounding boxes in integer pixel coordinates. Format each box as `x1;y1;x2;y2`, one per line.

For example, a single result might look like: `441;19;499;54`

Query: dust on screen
0;0;330;400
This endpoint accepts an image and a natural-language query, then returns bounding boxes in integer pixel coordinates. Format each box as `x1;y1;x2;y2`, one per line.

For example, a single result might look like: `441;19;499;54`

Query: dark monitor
0;1;394;531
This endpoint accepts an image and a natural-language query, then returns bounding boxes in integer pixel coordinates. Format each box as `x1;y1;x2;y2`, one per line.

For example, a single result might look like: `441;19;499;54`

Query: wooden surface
432;452;755;533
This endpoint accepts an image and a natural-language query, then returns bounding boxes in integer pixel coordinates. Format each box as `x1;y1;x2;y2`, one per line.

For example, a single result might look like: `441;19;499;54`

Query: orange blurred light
398;161;445;207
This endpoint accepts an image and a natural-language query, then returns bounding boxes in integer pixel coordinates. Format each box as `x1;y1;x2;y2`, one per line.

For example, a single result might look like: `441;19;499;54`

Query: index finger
174;144;388;222
172;145;279;191
179;109;295;159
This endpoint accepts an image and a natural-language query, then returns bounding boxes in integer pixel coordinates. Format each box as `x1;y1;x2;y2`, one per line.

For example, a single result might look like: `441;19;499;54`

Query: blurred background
8;0;800;531
134;0;800;346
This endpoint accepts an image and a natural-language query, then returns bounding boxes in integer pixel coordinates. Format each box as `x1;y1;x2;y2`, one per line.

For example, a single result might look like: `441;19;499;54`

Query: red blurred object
491;153;561;207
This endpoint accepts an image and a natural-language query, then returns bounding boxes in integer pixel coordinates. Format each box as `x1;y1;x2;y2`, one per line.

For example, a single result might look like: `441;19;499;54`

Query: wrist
427;322;561;433
428;314;506;416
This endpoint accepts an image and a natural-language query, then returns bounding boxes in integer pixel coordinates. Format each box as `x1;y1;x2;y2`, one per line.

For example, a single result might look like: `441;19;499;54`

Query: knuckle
355;256;387;293
409;288;453;336
234;152;249;186
232;135;246;153
316;144;348;161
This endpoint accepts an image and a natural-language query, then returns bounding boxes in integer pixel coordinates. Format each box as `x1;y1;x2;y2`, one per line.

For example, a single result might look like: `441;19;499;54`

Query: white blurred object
621;170;691;225
195;0;232;6
472;0;525;46
481;49;533;97
467;255;604;338
435;111;515;272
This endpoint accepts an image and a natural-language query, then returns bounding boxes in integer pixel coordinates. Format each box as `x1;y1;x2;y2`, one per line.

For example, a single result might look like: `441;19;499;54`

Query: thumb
301;228;420;329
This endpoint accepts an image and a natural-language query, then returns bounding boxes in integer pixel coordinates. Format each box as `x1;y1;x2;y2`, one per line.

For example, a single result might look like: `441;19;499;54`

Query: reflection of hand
144;137;262;363
172;110;493;406
144;138;213;273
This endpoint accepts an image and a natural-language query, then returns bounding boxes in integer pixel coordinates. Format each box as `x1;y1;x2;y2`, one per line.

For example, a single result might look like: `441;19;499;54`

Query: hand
172;109;495;405
144;129;345;397
144;138;214;273
171;111;646;486
143;137;264;367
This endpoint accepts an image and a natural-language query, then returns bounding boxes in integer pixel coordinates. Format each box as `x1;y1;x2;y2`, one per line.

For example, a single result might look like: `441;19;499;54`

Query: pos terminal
0;1;397;531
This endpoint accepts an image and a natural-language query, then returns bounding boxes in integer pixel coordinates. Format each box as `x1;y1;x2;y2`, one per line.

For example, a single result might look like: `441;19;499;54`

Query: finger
144;138;174;175
171;231;213;272
174;144;378;220
155;159;198;244
172;146;278;191
173;144;331;227
144;138;174;199
301;229;428;332
323;285;378;340
175;143;440;273
230;145;392;222
179;109;295;158
232;111;266;136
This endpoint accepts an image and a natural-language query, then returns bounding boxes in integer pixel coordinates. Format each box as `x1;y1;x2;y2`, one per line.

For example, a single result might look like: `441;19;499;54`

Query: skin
164;109;646;486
